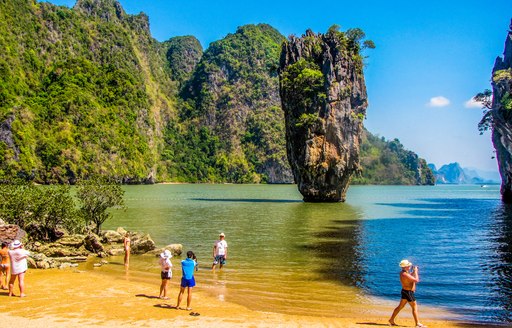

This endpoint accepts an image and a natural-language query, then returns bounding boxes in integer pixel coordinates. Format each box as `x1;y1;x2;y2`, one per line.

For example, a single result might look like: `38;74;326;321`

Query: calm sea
103;184;511;324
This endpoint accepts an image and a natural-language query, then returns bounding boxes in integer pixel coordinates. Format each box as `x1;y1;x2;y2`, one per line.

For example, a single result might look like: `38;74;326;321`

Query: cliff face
279;29;368;202
179;24;293;183
491;21;512;203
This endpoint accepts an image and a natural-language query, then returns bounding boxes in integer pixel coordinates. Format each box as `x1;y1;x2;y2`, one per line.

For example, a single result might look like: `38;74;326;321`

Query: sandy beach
0;265;496;328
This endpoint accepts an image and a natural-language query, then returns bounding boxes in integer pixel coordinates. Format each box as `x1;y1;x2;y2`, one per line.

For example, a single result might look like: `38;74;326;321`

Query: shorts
401;289;416;302
213;255;226;265
161;271;172;280
181;276;196;288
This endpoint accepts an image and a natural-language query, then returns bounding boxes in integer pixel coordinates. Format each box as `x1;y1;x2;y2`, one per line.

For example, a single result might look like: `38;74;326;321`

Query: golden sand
0;267;486;327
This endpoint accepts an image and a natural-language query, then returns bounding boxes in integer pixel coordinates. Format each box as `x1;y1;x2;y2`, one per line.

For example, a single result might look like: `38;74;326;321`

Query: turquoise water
105;184;511;324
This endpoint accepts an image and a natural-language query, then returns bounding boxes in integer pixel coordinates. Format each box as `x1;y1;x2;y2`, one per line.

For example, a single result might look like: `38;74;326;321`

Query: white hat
399;259;413;268
11;240;22;249
219;233;225;237
160;249;172;259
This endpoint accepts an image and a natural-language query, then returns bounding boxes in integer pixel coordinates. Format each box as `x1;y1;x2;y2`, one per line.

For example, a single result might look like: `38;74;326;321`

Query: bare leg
18;272;25;297
5;266;10;289
389;299;407;325
124;251;130;268
176;286;185;308
8;274;17;296
0;269;4;289
186;287;192;309
409;301;422;326
159;279;168;298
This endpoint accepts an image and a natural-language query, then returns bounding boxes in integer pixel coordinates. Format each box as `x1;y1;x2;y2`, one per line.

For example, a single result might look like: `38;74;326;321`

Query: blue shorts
181;276;196;288
213;255;226;265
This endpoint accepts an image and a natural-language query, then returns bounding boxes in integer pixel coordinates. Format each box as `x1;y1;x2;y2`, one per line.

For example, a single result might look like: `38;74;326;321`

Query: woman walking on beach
123;232;131;268
158;249;172;299
8;240;29;297
0;242;10;290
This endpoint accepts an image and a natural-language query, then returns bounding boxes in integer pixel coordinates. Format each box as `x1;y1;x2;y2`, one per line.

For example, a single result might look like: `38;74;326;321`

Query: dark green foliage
353;130;434;185
0;0;174;184
76;175;124;235
169;24;289;183
0;178;81;241
163;36;203;83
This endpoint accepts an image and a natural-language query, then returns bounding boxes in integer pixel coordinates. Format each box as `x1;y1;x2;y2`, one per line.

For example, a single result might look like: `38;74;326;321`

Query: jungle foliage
0;0;432;186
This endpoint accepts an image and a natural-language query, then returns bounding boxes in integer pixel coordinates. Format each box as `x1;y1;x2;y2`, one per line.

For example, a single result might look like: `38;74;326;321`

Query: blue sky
44;0;512;172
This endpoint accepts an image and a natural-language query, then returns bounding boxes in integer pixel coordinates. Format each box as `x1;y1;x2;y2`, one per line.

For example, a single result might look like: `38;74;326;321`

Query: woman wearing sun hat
8;240;29;297
388;259;427;328
158;249;173;299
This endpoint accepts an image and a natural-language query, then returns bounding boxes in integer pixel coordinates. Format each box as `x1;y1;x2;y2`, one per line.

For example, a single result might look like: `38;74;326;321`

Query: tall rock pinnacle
490;20;512;203
279;28;369;202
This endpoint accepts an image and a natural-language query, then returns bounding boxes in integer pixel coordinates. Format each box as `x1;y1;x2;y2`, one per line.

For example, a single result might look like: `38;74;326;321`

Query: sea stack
490;21;512;203
279;28;369;202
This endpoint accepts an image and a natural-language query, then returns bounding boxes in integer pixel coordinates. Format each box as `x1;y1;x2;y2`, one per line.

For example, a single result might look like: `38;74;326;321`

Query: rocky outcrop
490;21;512;203
0;223;26;245
279;29;369;201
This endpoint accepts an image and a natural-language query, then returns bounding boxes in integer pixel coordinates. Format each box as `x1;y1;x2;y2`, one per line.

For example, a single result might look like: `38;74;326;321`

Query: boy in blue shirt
176;251;197;311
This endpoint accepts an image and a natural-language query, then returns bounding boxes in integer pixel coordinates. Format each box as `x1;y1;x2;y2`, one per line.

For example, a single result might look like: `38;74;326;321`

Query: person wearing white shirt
211;233;228;272
8;240;29;297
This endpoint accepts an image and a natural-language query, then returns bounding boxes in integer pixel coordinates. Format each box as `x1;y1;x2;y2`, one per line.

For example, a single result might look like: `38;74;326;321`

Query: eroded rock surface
491;21;512;203
279;29;368;201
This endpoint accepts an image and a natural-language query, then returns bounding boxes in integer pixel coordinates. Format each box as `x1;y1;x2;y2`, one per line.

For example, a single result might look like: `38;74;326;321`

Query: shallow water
101;184;511;324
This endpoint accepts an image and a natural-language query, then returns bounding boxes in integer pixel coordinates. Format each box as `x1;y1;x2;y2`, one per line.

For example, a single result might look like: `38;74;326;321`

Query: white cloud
427;96;450;107
464;97;484;109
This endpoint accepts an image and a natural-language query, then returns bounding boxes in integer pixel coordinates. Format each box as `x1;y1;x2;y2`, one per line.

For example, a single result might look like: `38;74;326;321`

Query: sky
44;0;512;172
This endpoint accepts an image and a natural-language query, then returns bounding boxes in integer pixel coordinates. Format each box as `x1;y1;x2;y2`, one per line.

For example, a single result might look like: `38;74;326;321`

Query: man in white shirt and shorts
211;233;228;272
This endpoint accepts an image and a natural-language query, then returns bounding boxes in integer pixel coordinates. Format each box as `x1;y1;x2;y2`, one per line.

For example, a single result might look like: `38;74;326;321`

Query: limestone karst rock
490;21;512;203
279;28;369;202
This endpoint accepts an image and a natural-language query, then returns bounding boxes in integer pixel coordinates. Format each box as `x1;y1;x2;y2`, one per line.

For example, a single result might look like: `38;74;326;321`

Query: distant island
428;162;500;185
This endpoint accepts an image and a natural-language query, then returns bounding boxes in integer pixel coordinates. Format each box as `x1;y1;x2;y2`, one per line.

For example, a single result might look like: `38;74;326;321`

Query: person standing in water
211;233;228;272
389;259;427;328
123;232;131;268
0;242;10;290
8;240;29;297
176;250;197;310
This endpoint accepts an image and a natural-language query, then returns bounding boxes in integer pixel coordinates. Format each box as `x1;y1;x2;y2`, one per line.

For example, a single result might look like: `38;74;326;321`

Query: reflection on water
103;184;511;324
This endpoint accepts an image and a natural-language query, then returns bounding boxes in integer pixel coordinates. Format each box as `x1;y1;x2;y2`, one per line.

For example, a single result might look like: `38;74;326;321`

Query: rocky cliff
279;28;369;201
490;21;512;203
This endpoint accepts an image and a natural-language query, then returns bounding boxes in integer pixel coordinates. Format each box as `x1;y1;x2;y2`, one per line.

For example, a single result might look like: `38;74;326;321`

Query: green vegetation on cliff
0;0;433;185
0;0;174;183
164;24;291;183
354;130;435;185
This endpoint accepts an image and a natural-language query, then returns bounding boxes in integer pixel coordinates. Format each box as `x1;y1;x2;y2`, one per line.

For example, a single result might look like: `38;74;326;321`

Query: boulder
130;233;155;254
102;230;124;244
84;233;104;254
57;234;85;248
0;224;26;244
146;244;183;257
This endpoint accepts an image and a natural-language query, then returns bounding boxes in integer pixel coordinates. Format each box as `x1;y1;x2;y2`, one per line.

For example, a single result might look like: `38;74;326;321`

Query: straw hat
219;233;225;237
399;259;413;268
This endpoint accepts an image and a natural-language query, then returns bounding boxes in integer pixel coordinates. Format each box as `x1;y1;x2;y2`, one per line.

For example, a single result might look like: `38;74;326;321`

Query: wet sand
0;267;491;327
